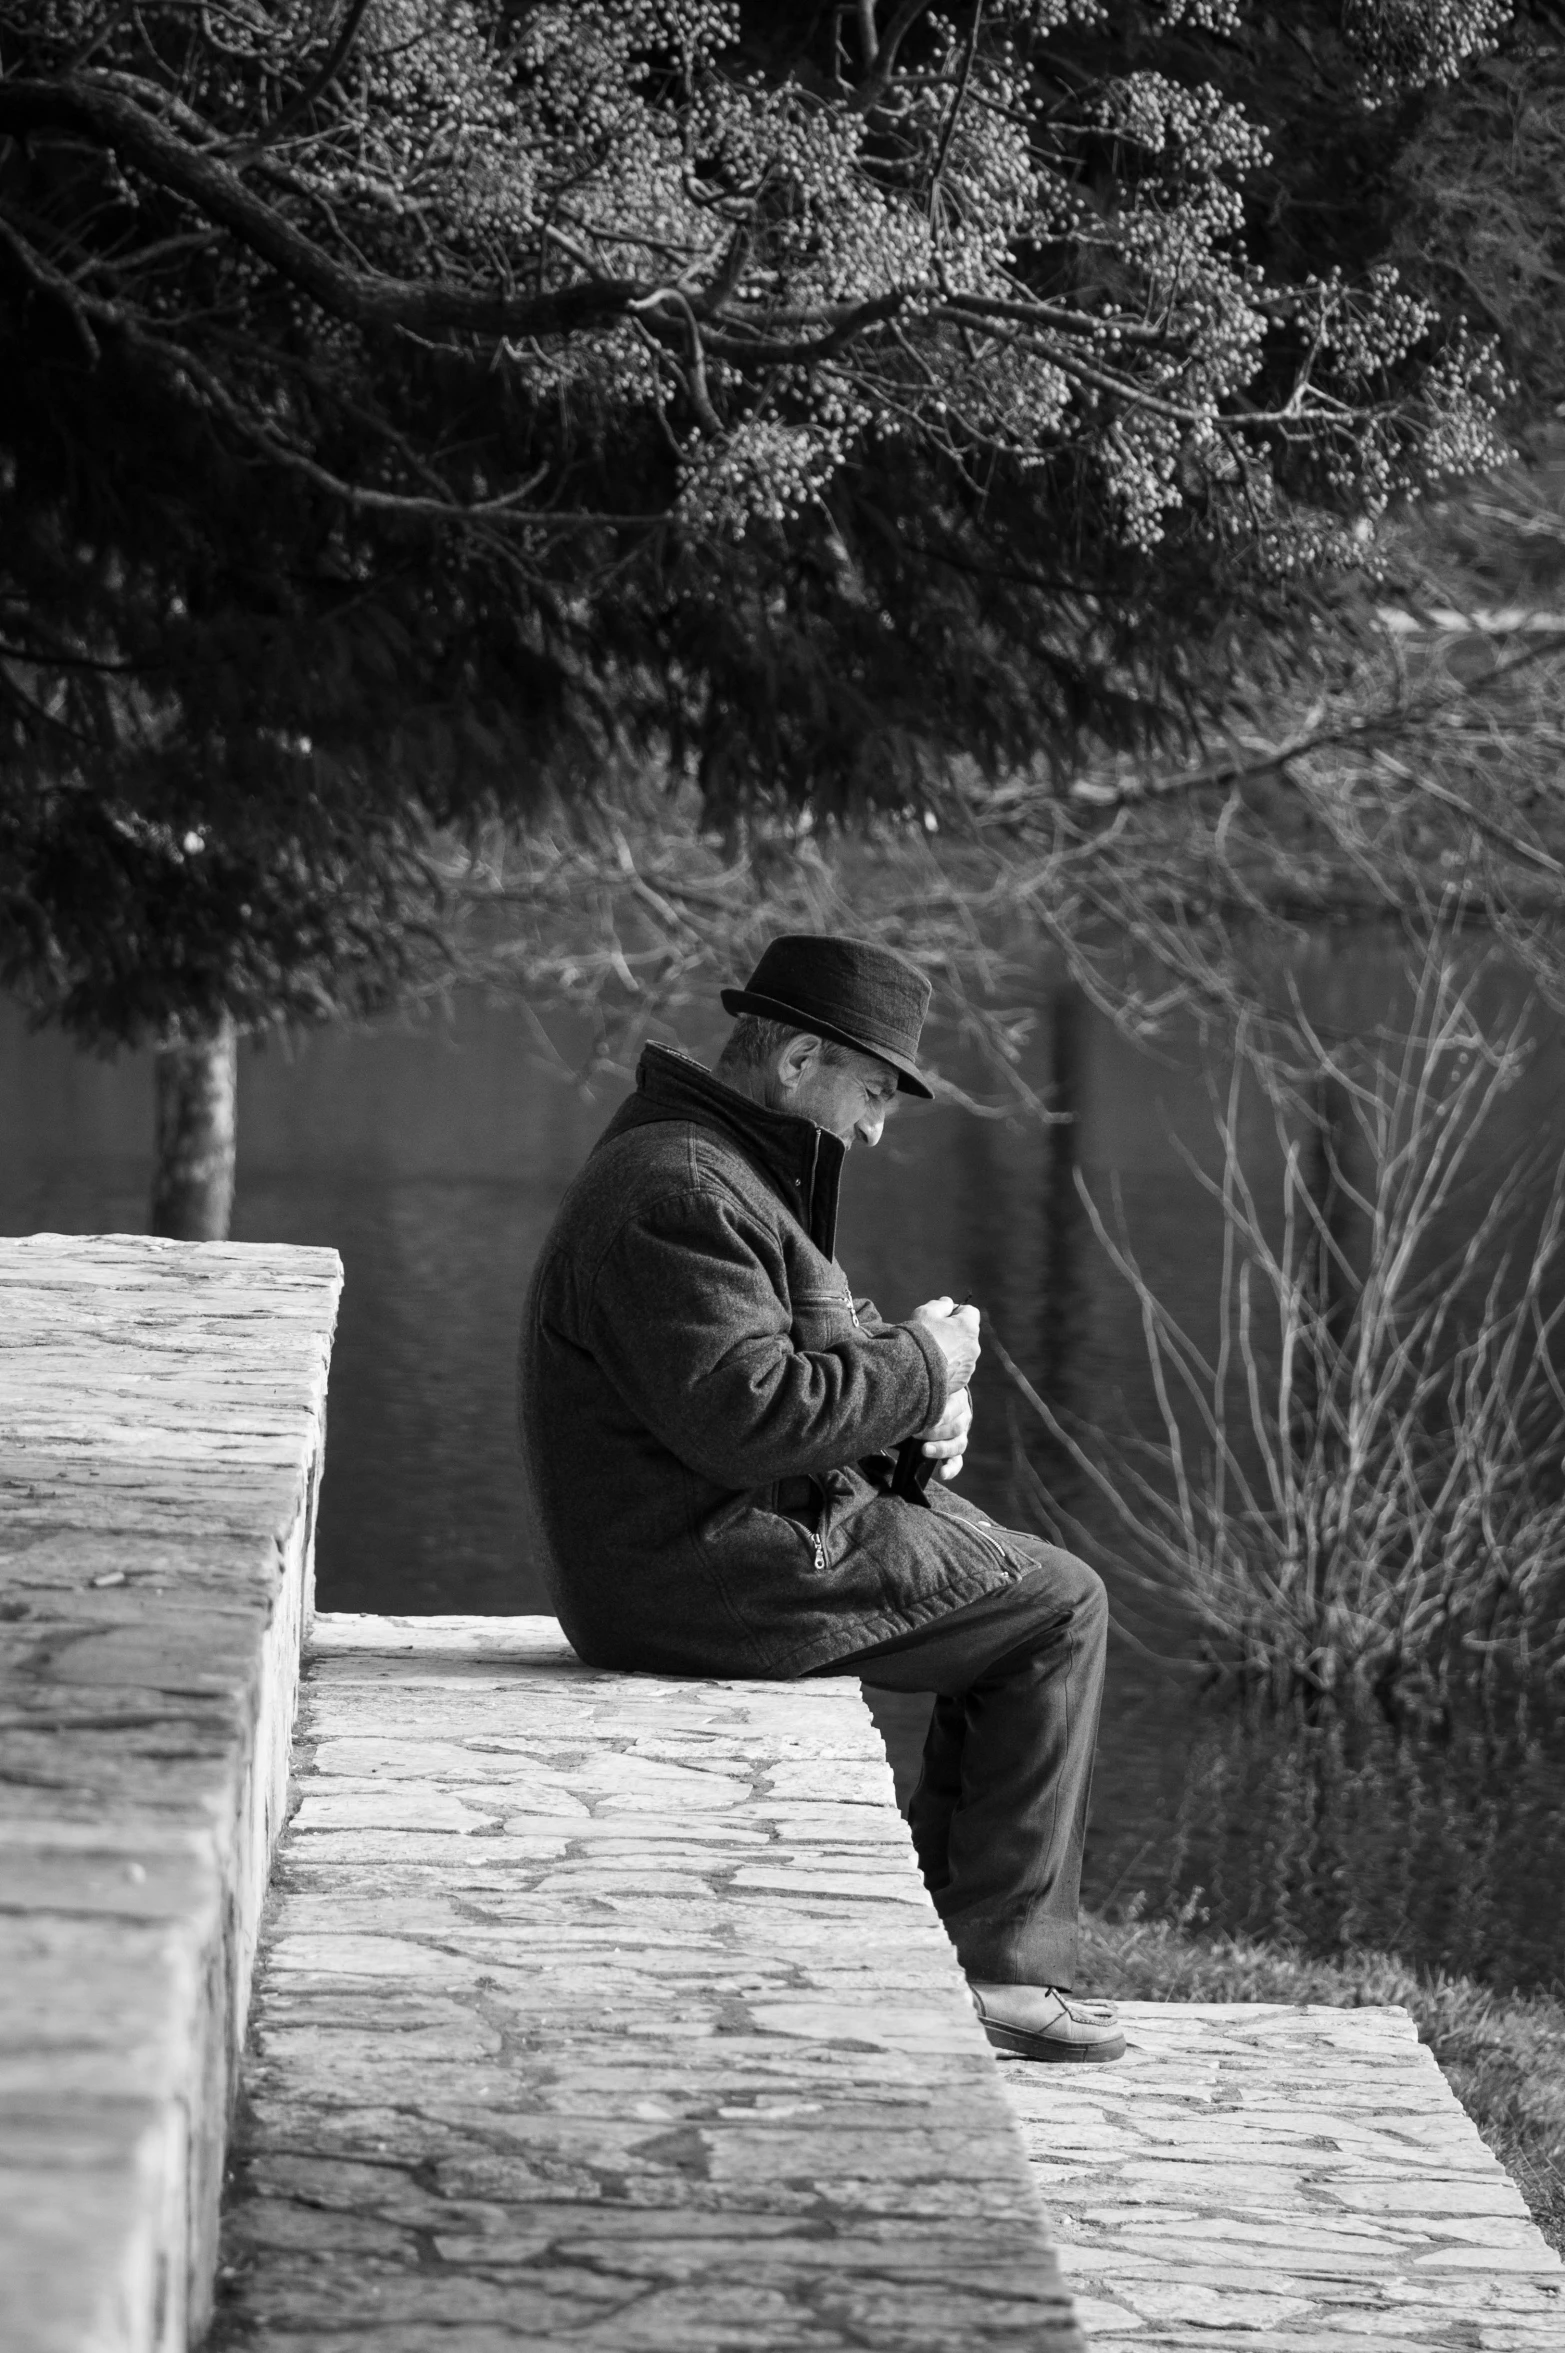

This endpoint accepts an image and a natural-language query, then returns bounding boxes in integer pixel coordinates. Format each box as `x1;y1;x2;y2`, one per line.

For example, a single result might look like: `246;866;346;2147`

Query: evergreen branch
155;341;653;526
0;636;141;674
3;234;662;532
0;206;100;363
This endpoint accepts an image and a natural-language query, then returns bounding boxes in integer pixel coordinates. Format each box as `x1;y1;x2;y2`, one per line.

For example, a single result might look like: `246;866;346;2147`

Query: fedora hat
720;935;934;1099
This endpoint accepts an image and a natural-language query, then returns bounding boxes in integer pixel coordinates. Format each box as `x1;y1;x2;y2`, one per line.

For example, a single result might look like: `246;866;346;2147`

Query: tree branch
1052;638;1565;881
147;337;654;526
632;289;722;433
852;0;937;109
234;0;374;156
1;235;665;534
929;0;983;199
0;77;645;343
0;636;139;674
0;206;101;363
690;290;906;366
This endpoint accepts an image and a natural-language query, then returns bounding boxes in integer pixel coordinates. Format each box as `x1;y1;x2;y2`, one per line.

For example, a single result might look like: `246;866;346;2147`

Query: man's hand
919;1384;973;1483
912;1296;981;1390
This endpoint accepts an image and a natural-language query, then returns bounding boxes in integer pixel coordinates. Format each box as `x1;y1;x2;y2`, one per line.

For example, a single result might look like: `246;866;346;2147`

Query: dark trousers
820;1544;1108;1988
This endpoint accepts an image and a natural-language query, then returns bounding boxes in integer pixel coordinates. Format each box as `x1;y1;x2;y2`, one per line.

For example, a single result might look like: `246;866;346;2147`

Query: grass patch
1078;1906;1565;2255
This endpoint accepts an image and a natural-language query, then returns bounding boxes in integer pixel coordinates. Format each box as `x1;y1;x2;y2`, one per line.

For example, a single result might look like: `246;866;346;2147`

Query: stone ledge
1001;1997;1562;2350
0;1236;342;2353
215;1612;1084;2351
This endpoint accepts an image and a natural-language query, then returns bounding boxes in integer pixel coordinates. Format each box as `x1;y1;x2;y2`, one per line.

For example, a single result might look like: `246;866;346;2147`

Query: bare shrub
996;950;1565;1711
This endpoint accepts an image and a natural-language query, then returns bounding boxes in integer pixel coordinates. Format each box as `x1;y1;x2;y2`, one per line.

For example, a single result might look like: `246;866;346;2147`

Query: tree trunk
150;1016;238;1240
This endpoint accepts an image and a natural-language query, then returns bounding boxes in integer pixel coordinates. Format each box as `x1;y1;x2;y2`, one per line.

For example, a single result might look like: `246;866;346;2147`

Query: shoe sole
980;2019;1127;2064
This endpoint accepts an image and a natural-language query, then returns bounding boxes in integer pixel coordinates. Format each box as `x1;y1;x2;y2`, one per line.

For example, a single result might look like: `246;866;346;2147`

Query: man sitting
519;933;1122;2062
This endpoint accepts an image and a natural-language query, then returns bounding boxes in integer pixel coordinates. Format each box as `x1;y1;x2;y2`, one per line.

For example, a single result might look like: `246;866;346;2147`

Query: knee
1029;1542;1105;1616
1009;1545;1107;1646
1072;1560;1109;1652
1072;1558;1107;1624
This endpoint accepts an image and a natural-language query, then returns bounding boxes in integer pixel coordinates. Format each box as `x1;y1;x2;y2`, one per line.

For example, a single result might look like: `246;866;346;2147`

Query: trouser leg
829;1546;1108;1988
936;1568;1106;1984
906;1693;964;1895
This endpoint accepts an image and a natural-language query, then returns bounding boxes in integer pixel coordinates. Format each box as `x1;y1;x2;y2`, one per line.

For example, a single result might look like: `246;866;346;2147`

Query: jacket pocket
789;1285;860;1349
965;1519;1010;1567
924;1484;1018;1572
700;1488;831;1575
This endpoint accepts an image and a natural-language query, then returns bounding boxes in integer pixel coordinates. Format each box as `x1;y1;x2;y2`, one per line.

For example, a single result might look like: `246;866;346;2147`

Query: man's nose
857;1107;887;1147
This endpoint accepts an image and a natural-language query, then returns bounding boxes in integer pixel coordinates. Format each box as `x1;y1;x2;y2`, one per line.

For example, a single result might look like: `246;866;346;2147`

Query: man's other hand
912;1296;981;1389
920;1384;973;1483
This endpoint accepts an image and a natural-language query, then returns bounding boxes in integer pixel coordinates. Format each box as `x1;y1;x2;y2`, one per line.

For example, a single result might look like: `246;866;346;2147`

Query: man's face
775;1039;900;1149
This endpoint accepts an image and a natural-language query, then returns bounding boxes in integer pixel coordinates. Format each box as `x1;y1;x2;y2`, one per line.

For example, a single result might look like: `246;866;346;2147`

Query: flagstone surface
213;1613;1083;2351
220;1615;1562;2353
0;1235;342;2353
1000;2000;1562;2352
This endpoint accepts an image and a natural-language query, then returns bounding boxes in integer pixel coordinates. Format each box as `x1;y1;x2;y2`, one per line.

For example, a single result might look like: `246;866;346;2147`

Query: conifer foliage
0;1;1519;1047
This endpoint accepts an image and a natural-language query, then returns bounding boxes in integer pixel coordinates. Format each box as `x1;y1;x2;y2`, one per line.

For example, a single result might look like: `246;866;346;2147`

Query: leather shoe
970;1985;1126;2063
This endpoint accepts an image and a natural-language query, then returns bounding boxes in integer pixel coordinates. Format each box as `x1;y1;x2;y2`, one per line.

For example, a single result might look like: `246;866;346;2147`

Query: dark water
4;947;1563;1994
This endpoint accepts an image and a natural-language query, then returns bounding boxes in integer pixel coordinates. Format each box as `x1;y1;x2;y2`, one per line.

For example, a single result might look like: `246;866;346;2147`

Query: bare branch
852;0;937;109
929;0;983;198
0;76;645;343
233;0;375;156
1062;636;1565;815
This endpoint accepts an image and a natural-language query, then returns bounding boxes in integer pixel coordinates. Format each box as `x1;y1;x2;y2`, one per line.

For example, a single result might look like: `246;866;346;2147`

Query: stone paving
215;1613;1083;2351
854;1693;1564;2349
1001;2003;1562;2351
0;1235;342;2353
219;1612;1564;2353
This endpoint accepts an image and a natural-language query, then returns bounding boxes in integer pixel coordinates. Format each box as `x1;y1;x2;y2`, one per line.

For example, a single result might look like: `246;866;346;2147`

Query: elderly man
519;934;1121;2062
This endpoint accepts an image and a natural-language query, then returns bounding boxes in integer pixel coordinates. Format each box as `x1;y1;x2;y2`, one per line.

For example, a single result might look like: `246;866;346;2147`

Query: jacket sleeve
584;1188;949;1487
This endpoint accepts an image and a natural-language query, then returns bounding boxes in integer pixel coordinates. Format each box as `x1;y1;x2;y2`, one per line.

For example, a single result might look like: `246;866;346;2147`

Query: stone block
0;1235;340;2352
218;1615;1084;2350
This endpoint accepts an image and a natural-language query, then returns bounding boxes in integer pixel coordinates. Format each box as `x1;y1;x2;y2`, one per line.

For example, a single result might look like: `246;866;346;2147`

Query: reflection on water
3;938;1563;1990
1101;1693;1565;1995
864;1642;1565;1995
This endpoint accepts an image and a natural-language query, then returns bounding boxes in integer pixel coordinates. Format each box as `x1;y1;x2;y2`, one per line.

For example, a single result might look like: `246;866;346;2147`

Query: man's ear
775;1032;822;1093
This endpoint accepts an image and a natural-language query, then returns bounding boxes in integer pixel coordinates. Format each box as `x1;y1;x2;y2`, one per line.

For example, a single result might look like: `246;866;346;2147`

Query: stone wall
0;1236;342;2353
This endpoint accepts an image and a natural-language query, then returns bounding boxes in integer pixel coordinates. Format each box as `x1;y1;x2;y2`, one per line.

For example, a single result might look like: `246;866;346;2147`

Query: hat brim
719;988;934;1099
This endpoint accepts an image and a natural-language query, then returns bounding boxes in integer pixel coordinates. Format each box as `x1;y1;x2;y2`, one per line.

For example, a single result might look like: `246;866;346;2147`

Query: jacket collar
603;1043;845;1259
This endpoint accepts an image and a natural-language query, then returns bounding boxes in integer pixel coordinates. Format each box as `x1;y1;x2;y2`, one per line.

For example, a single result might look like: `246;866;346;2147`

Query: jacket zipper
811;1469;830;1571
776;1473;830;1573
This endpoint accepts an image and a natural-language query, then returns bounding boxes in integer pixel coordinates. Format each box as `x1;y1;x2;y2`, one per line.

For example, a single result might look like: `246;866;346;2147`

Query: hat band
732;989;908;1055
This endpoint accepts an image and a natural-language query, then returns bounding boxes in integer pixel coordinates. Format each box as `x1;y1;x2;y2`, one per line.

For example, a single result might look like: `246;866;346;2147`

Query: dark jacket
517;1044;1019;1676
